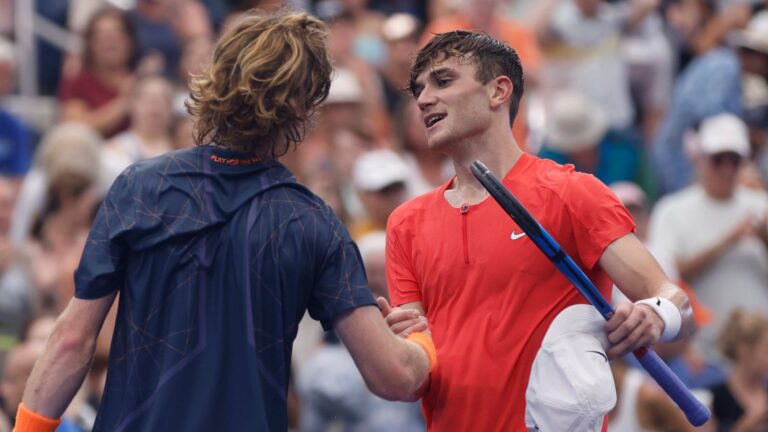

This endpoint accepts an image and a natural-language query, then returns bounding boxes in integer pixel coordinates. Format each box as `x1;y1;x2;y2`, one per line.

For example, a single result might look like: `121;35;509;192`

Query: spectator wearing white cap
378;13;421;116
348;149;409;240
538;90;643;187
653;11;768;194
649;113;768;364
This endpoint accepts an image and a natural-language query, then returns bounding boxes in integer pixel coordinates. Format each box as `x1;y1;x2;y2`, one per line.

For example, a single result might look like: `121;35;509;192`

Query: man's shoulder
523;155;599;195
388;186;445;231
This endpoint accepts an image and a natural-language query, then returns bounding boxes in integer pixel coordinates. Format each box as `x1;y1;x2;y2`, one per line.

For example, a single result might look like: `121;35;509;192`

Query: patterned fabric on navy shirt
75;146;375;431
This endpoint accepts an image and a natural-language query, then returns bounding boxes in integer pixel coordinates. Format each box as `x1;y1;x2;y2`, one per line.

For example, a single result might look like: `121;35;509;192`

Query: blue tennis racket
470;160;710;427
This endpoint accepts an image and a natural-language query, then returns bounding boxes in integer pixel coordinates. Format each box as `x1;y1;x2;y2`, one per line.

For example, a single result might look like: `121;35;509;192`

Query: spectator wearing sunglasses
648;113;768;366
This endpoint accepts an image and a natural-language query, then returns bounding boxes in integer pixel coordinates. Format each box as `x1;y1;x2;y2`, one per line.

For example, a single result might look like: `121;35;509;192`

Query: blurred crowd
1;0;768;430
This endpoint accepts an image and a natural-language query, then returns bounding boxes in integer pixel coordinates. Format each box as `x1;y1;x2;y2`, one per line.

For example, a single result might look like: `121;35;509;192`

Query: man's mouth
424;113;446;128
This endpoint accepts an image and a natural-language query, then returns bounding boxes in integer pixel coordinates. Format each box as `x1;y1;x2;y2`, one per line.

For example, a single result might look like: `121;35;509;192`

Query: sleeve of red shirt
563;173;636;270
385;210;422;307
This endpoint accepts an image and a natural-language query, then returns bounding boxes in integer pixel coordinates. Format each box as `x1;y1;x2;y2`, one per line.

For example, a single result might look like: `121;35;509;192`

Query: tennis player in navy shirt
15;11;435;432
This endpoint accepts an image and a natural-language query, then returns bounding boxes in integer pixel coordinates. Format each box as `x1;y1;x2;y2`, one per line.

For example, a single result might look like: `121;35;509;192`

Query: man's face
411;56;494;151
575;0;603;16
359;182;407;228
698;151;743;197
90;14;132;69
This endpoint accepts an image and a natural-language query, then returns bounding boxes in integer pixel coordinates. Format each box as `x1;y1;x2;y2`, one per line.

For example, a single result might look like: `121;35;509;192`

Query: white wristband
635;297;682;343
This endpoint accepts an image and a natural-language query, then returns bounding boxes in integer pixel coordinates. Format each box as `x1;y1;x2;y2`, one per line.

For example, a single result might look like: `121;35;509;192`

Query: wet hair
187;11;333;157
718;308;768;362
82;7;139;71
408;30;524;124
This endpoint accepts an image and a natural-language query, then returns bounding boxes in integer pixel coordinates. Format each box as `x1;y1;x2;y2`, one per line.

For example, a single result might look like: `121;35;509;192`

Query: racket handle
633;347;711;426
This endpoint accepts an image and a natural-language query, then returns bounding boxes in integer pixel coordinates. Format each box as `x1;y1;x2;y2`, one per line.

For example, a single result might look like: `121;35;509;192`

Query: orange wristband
13;403;61;432
407;332;437;372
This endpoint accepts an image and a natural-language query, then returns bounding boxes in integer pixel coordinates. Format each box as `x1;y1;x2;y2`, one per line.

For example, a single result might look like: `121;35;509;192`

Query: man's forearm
21;331;97;418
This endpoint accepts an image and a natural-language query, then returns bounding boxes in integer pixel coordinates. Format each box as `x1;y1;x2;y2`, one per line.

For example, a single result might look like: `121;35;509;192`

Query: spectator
710;309;768;431
22;123;103;316
127;0;212;78
0;175;29;338
611;181;724;391
623;7;675;140
103;74;175;185
174;36;214;115
0;37;34;179
607;358;701;432
336;0;388;68
533;0;659;130
357;231;387;299
652;11;768;193
58;7;139;138
649;113;768;363
378;13;422;115
349;149;409;239
0;343;85;431
663;0;718;73
297;67;368;181
538;90;643;186
323;12;392;141
743;72;768;188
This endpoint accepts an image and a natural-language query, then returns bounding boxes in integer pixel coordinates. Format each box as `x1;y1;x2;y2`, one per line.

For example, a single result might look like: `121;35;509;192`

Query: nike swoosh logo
587;350;608;362
510;231;527;240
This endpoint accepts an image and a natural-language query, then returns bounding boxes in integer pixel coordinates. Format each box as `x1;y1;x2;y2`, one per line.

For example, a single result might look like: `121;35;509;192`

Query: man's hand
377;297;429;337
604;302;664;359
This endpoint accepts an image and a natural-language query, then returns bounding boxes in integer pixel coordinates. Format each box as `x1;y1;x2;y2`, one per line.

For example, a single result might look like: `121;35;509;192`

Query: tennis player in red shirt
379;30;697;431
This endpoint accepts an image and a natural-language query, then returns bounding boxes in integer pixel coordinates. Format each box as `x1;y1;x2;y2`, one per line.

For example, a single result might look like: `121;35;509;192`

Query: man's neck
443;129;522;207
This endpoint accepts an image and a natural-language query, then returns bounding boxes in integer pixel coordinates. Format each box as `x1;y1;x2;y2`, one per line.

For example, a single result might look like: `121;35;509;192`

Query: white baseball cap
325;68;364;105
525;304;616;432
731;11;768;55
352;149;409;192
698;113;750;157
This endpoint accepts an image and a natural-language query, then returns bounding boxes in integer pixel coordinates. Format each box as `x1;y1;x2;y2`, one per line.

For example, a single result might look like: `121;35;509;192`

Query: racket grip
633;347;711;426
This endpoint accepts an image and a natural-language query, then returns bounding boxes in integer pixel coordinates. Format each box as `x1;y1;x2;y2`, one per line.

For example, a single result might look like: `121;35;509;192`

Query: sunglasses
376;182;406;195
709;152;743;167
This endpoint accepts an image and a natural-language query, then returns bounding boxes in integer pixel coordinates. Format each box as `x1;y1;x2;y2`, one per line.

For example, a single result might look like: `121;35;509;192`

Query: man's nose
416;87;436;110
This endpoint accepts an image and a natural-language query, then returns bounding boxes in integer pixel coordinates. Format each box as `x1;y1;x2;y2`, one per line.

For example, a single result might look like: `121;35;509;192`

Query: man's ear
488;75;513;110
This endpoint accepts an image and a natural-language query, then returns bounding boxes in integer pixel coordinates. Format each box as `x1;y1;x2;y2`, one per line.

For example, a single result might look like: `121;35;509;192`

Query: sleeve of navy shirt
307;205;377;330
74;171;132;299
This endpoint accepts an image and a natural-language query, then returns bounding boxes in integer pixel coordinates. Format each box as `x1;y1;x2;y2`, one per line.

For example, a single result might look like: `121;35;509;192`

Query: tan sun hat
544;90;608;153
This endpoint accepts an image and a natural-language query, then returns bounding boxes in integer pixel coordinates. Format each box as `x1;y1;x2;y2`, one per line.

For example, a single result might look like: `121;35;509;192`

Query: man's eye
435;78;449;86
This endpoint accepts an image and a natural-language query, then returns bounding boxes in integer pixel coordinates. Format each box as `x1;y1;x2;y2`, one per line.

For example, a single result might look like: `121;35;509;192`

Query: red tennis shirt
386;153;635;431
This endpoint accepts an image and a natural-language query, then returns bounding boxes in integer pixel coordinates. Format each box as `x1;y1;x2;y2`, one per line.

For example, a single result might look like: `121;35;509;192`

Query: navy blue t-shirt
75;146;375;431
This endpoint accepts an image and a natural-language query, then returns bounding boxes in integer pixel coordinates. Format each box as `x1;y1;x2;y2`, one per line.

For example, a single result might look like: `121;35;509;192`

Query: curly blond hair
187;11;332;156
